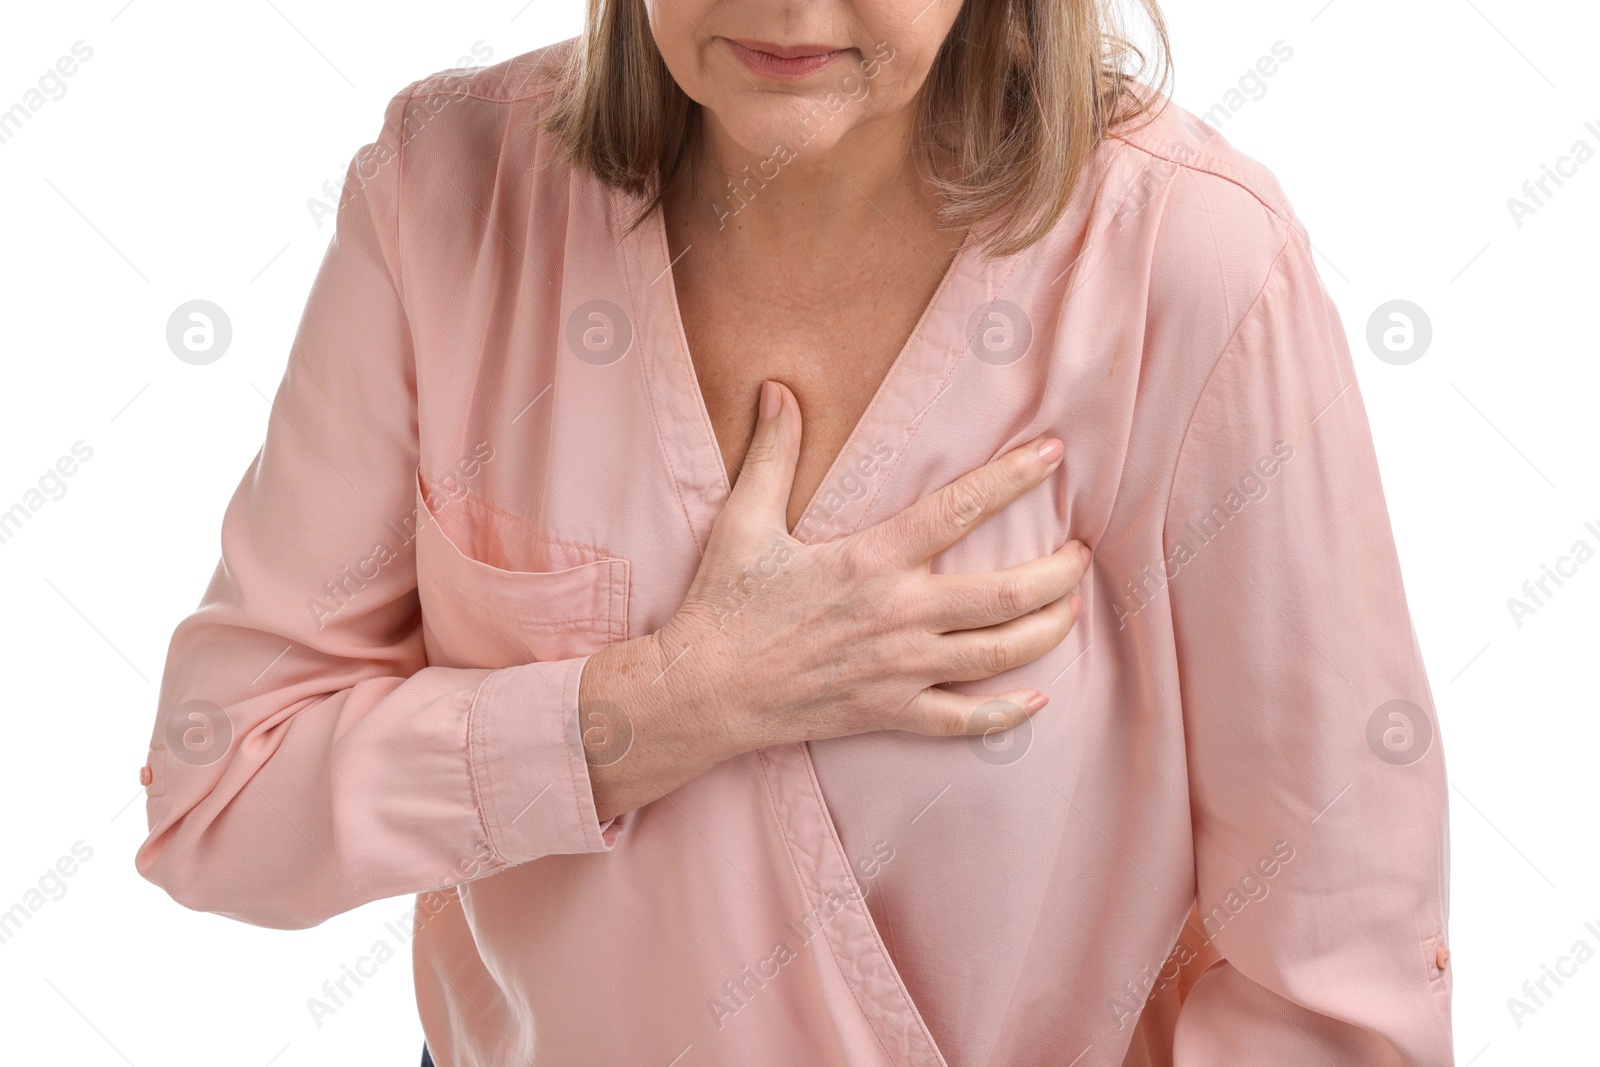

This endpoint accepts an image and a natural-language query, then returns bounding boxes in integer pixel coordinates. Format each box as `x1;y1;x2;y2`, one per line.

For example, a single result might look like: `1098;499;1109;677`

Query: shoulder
1107;86;1297;229
1106;88;1306;285
366;37;578;172
339;39;588;299
1047;87;1334;449
1084;87;1317;355
364;40;585;219
400;37;575;107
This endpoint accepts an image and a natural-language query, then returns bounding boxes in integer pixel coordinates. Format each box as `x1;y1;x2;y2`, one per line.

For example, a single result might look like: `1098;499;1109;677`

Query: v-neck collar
619;186;1010;550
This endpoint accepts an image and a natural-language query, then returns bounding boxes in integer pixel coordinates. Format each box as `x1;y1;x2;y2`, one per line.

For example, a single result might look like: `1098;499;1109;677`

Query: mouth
723;38;848;80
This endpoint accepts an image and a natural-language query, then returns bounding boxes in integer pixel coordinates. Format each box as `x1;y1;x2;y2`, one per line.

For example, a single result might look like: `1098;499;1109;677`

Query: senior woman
135;0;1454;1064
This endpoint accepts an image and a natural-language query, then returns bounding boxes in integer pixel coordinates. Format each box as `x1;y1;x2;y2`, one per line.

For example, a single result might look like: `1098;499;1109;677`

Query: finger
859;435;1064;568
896;685;1049;739
724;380;801;533
922;538;1090;632
928;592;1081;683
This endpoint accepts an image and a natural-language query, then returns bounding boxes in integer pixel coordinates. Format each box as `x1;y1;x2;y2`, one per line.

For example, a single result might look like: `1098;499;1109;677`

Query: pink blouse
135;41;1455;1066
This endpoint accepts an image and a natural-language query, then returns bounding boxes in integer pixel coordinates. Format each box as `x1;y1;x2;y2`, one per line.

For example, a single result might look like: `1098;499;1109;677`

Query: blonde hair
540;0;1172;259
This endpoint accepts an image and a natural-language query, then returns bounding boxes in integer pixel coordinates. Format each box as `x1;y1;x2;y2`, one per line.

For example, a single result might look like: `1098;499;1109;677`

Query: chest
671;252;952;535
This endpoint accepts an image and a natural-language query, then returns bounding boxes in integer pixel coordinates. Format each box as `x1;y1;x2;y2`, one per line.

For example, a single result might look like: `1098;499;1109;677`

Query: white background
0;1;1595;1064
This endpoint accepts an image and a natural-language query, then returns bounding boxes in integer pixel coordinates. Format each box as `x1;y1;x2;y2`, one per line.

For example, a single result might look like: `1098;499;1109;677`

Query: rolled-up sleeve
1162;221;1454;1064
134;83;614;931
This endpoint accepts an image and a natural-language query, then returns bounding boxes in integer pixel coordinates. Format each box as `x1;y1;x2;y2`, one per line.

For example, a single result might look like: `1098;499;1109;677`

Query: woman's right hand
581;380;1089;822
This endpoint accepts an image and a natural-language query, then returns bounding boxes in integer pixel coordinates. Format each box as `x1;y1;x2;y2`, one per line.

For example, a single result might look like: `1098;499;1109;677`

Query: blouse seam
558;656;603;853
407;49;566;106
410;85;557;105
465;670;512;866
390;81;419;303
754;752;900;1065
632;192;714;554
1108;128;1293;226
845;234;1032;537
1158;222;1297;546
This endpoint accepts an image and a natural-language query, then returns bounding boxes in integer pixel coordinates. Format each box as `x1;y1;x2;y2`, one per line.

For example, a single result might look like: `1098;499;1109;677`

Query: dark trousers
421;1045;435;1067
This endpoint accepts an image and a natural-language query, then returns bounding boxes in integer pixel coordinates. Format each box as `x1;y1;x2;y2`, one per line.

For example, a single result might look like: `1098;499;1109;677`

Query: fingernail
1069;593;1082;615
1078;543;1091;568
759;380;780;421
1037;437;1063;464
1025;692;1049;713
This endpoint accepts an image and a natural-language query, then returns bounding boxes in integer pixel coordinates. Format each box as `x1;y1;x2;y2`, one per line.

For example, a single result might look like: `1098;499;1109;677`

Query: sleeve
1161;220;1454;1064
133;83;616;931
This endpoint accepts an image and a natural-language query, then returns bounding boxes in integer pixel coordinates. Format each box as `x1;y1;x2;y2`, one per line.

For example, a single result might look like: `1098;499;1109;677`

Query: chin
705;91;863;161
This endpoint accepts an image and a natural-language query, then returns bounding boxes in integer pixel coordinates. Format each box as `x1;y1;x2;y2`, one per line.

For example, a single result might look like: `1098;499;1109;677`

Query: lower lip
724;39;845;80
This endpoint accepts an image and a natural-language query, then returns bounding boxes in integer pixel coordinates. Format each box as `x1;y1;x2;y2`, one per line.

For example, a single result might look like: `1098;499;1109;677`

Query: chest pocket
412;466;630;669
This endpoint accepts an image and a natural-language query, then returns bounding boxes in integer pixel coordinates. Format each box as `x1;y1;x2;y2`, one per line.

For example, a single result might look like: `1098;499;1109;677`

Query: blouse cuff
468;655;618;865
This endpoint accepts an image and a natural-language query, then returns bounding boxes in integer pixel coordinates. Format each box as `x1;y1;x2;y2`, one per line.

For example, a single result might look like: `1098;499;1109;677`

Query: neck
676;103;937;258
